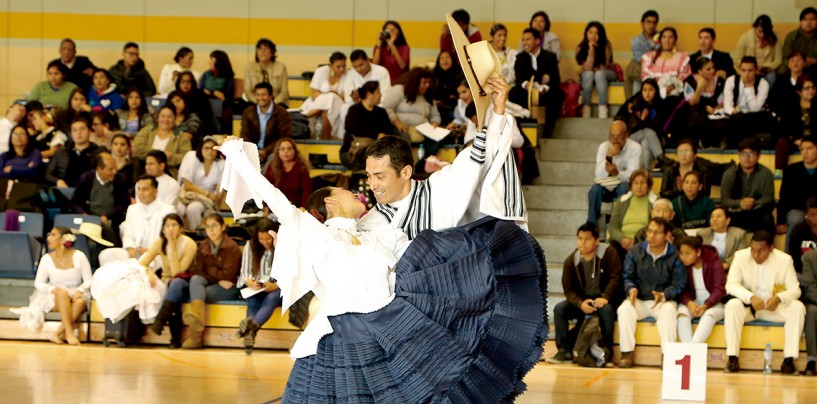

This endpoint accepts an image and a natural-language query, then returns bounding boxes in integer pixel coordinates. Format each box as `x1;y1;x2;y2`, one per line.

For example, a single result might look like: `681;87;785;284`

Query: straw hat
446;14;502;128
73;222;113;247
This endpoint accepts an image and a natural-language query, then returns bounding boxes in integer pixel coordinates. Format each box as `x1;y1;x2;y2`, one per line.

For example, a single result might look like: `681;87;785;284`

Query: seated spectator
341;50;392;105
0;125;43;182
431;50;462;126
200;50;235;133
548;223;621;366
69;151;129;245
45;117;99;188
138;150;181;206
659;139;712;200
509;28;562;137
446;80;473;130
616;79;666;140
28;108;67;161
373;20;410;84
669;57;726;147
489;24;518;85
608;169;657;255
166;91;201;144
801;249;817;375
1;102;29;156
341;81;395;170
133;105;192;169
676;235;726;343
724;231;805;374
299;52;348;139
142;213;197;348
735;15;782;80
264;138;311;208
720;138;775;234
632;198;686;249
177;137;225;229
617;217;685;367
52;38;96;93
117;87;152;135
642;27;692;99
689;28;736;79
789;197;817;273
236;218;282;352
775;76;815;172
781;8;817;75
768;50;804;119
778;137;817;248
109;42;156;98
28;60;79;111
88;68;124;112
180;213;242;349
722;56;774;148
243;38;289;106
587;121;642;225
121;176;177;264
521;11;560;58
672;171;715;230
441;9;481;55
110;133;135;191
381;67;441;147
89;110;119;147
240;82;292;162
174;72;217;137
698;206;748;271
624;10;660;99
157;47;201;96
577;21;616;119
55;89;91;134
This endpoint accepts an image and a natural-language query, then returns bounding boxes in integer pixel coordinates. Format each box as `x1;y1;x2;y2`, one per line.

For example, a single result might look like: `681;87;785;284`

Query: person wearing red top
676;236;726;343
264;138;312;207
372;20;410;85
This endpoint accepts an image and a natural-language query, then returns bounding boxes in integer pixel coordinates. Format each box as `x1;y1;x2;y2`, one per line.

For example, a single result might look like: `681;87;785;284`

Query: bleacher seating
0;232;38;279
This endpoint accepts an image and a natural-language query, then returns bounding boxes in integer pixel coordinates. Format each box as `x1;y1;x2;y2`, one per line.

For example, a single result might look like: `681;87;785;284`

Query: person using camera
372;21;410;85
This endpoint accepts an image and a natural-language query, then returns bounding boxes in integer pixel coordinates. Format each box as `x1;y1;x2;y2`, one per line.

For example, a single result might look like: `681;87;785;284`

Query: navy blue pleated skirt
283;217;548;403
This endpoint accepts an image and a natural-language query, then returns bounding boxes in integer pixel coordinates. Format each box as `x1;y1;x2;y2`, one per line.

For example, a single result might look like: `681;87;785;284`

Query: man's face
646;221;669;250
365;155;410;204
651;203;675;221
608;123;628;149
70;121;90;146
97;154;117;183
789;55;805;74
710;209;730;232
144;156;164;178
123;46;140;67
800;140;817;166
577;230;600;257
738;148;759;171
59;41;76;62
7;104;26;122
642;16;658;36
806;207;817;228
255;89;271;108
677;143;696;166
352;58;371;76
750;240;772;265
136;179;157;205
740;62;757;84
521;33;540;53
801;12;817;33
698;32;714;52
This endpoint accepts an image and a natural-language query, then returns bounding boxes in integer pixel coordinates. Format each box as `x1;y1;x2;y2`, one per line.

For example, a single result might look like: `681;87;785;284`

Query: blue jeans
581;69;618;106
786;209;806;253
588;182;629;225
245;289;283;327
629;128;663;168
189;274;240;303
164;278;191;304
553;299;617;351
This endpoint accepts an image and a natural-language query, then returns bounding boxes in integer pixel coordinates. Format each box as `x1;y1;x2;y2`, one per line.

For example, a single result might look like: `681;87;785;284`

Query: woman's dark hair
250;218;280;276
160;214;184;255
174;71;198;93
267;138;308;185
111;132;132;158
679;235;703;251
640;78;659;98
123;87;148;115
490;23;507;37
67;88;88;112
753;15;777;46
398;67;434;103
530;11;551;32
92;110;121;131
682;170;703;186
255;38;277;63
5;124;34;159
55;226;74;249
629;168;654;189
796;74;814;91
195;136;223;163
305;187;334;223
381;20;408;47
677;138;698;154
358;81;380;99
210;50;234;79
166;92;189;120
174;47;193;63
576;21;610;68
434;50;455;73
46;60;68;78
696;55;715;72
92;68;114;84
329;51;347;65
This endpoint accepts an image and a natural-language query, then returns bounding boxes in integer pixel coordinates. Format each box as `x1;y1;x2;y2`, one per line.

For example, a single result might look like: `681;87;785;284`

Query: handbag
347;136;375;164
173;271;193;281
611;63;624;82
572;313;611;367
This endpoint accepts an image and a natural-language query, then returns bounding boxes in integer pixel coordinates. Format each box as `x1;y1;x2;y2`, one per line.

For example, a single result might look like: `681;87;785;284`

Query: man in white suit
724;230;805;374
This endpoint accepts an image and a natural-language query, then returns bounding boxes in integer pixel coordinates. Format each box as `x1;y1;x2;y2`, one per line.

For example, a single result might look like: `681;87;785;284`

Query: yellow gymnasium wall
0;0;813;108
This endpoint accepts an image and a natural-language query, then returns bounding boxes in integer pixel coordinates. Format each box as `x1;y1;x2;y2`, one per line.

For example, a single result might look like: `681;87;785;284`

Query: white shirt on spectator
692;266;710;306
723;75;769;114
0;117;14;155
135;174;180;206
121;199;177;251
309;65;347;94
341;64;391;104
595;138;642;181
157;63;202;96
151;135;171;152
177;150;225;193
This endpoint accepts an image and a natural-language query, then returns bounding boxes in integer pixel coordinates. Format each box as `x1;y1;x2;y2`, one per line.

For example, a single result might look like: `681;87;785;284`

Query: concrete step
524;185;589;211
532;161;595;185
551;117;612;140
535;235;576;266
0;282;36;307
547;293;564;326
546;267;564;294
528;209;588;236
538;138;599;162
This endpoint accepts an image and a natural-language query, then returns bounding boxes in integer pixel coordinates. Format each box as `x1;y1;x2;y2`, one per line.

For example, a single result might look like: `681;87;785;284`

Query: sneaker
545;349;573;364
724;356;740;373
781;357;797;375
582;105;592;118
598;105;609;119
802;360;816;376
618;351;634;368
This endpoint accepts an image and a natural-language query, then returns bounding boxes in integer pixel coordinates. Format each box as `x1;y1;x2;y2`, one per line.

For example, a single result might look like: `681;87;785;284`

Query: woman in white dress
157;47;201;96
176;136;225;229
490;23;518;86
299;52;348;139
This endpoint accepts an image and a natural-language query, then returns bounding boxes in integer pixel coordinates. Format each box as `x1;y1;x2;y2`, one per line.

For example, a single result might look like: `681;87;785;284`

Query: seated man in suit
801;249;817;375
698;206;748;271
724;231;805;374
240;82;292;162
70;151;130;246
689;28;736;79
509;28;562;137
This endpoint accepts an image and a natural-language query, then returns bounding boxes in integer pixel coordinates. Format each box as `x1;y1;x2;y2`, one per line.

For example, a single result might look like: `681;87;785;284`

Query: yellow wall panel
144;16;250;44
41;14;145;43
7;12;42;39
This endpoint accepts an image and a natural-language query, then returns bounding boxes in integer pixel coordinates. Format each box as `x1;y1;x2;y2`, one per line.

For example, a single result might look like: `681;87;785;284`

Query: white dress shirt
595;138;643;181
723;75;769;114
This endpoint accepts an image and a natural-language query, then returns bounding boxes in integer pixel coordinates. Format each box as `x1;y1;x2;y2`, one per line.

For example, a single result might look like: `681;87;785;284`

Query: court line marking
153;351;263;380
582;370;610;388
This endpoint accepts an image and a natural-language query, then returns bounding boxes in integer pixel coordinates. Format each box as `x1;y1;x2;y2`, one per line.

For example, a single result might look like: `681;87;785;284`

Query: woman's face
209;56;216;70
178;75;194;92
170;96;185;114
492;29;507;48
457;84;472;104
46;229;65;250
438;52;453;71
127;91;142;110
531;16;546;32
331;187;365;219
258;230;276;250
700;62;716;79
204;218;225;242
179;52;194;69
201;140;218;162
111;136;129;158
70;92;87;111
157;108;175;130
93;71;109;91
92;116;107;136
384;23;399;40
642;84;657;103
256;45;273;63
10;126;28;149
418;78;431;96
162;218;182;240
331;59;347;78
586;26;599;44
277;140;295;163
682;174;702;199
660;30;676;51
677;143;696;166
755;26;765;40
710;209;729;232
372;87;382;105
631;175;649;198
47;66;64;87
799;80;816;102
679;244;700;267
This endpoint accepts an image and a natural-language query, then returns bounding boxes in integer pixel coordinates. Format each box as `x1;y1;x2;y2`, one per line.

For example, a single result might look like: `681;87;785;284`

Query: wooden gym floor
3;340;816;403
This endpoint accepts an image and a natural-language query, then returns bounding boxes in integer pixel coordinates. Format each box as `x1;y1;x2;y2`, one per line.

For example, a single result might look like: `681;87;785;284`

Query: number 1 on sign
675;355;691;390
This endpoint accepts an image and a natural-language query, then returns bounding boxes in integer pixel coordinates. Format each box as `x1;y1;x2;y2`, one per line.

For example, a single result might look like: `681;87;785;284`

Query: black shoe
545;349;573;364
802;361;816;376
781;357;797;375
724;356;740;373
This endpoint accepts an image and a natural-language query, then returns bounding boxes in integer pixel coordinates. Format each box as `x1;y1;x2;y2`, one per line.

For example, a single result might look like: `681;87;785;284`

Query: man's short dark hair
712;205;730;219
464;101;477;119
46;60;69;77
751;230;774;246
699;27;716;40
96;151;112;169
123;42;139;51
451;9;470;25
71;116;91;130
801;7;817;21
677;138;698;155
522;28;541;41
642;10;659;23
350;49;368;62
788;49;806;61
801;135;816;148
807;196;817;211
649;217;674;234
137;175;158;190
740;56;759;69
60;38;76;49
146;149;168;167
254;82;273;96
578;223;600;239
365;135;414;175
